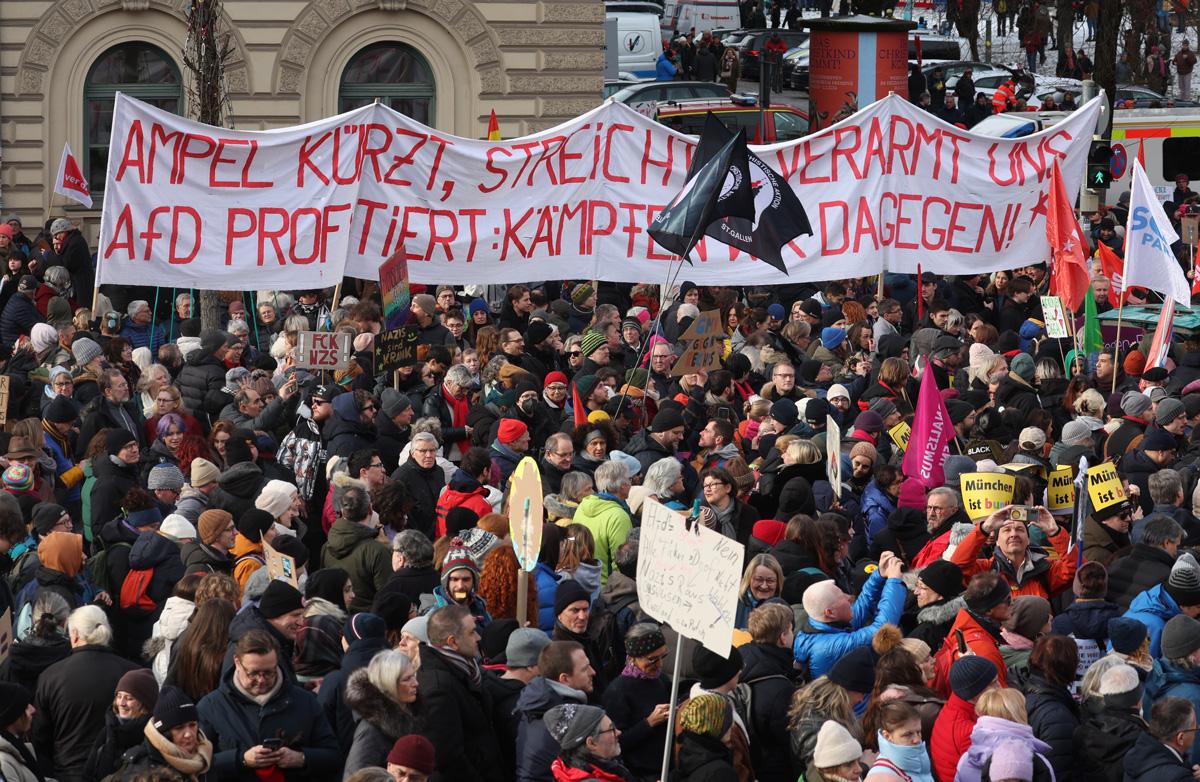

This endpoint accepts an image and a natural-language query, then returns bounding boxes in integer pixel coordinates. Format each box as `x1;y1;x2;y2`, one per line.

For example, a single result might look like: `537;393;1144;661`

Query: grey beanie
1162;614;1200;660
71;337;102;366
1156;398;1187;426
543;704;606;751
1060;420;1092;445
1120;391;1152;418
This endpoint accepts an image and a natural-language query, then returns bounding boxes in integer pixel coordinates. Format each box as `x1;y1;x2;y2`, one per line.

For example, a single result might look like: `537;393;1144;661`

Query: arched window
339;43;435;123
84;42;182;195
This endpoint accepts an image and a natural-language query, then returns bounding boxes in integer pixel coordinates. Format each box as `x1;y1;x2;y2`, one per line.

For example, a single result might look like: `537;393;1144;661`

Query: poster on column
97;92;1103;289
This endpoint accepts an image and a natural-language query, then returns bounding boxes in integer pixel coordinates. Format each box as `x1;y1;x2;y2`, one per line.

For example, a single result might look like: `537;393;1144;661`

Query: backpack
87;541;131;597
119;567;157;612
589;592;640;681
730;673;790;744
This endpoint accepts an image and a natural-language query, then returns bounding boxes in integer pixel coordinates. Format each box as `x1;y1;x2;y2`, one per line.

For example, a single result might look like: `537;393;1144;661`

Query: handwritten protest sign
1040;296;1069;339
636;498;743;657
888;421;910;452
376;327;419;373
0;375;11;427
672;310;724;376
295;331;352;371
262;540;299;588
97;93;1102;289
1086;460;1128;514
1047;466;1075;511
379;246;413;331
960;472;1017;520
827;415;841;490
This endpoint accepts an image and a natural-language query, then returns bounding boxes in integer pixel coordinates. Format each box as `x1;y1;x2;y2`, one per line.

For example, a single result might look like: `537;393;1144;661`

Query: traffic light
1088;142;1114;189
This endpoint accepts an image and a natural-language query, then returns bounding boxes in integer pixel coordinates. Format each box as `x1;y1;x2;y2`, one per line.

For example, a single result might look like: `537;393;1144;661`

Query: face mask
520;399;536;414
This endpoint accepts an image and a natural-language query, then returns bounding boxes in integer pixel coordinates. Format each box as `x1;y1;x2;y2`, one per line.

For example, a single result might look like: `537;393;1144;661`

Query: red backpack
119;568;157;612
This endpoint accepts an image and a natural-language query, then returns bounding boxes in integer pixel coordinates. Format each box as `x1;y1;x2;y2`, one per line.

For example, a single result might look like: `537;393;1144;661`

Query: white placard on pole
1040;296;1069;339
826;414;842;492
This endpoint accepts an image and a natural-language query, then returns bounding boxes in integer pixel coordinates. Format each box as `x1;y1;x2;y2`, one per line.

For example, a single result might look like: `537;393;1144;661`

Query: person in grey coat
343;650;419;777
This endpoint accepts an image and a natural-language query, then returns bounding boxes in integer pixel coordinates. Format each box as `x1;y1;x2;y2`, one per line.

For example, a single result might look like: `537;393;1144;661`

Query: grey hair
31;590;70;636
175;292;192;307
625;621;663;648
45;266;71;289
1034;358;1064;384
67;605;112;646
392;529;434;567
564;334;583;350
1143;514;1185;547
482;355;508;387
594;460;630;494
127;300;149;318
545;432;572;453
945;309;964;330
444;364;473;388
1074;388;1106;418
1149;696;1198;740
284;314;309;333
340;485;372;523
1080;656;1126;704
344;769;395;782
366;649;415;702
411;430;440;448
227;319;249;335
1150;470;1184;505
561;472;594;503
928;487;961;510
643;457;683;498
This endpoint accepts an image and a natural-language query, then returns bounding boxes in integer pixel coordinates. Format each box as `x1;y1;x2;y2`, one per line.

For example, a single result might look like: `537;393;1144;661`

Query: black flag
648;113;755;260
706;132;812;273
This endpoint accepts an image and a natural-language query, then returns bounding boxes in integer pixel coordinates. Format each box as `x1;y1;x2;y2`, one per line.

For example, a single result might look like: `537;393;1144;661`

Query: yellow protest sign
1086;461;1128;514
960;472;1017;520
888;421;910;452
1046;466;1075;511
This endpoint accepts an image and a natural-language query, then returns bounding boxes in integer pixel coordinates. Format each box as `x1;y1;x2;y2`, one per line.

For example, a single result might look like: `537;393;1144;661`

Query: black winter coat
195;664;339;781
56;230;94;306
515;676;586;782
343;667;418;776
85;710;149;781
738;642;801;782
392;459;445;540
322;393;378;459
222;606;297;684
1121;450;1165;516
601;672;671;779
421;390;469;458
416;644;505;782
1107;544;1176;610
207;462;266;521
89;456;140;533
31;644;140;782
78;398;146;461
176;351;227;428
318;636;390;755
181;540;232;576
0;291;42;348
121;530;186;650
1074;707;1148;782
1025;672;1080;782
0;633;70;691
1123;730;1194;782
676;731;738;782
384;566;440;606
1050;600;1120;646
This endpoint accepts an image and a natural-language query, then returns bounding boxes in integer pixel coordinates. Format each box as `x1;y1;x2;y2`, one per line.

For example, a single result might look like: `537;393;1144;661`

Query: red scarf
443;384;470;451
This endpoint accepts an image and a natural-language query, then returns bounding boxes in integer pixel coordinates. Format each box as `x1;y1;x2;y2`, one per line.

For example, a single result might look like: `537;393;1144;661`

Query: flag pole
1111;299;1125;394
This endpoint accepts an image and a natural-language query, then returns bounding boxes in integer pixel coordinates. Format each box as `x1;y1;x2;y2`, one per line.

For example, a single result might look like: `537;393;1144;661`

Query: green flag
1082;287;1103;354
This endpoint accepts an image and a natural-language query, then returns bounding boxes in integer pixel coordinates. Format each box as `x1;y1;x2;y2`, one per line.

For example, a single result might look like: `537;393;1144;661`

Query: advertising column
804;15;915;132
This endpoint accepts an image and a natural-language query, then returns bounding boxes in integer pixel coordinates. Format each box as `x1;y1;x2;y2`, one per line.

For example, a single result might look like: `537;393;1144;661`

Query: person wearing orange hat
13;531;96;636
490;418;530;488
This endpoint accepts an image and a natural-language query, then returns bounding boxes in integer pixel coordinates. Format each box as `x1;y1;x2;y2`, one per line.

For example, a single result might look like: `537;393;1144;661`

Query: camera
1008;506;1032;523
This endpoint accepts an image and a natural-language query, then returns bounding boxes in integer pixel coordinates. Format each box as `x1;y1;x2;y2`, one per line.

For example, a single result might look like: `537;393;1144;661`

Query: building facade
0;0;605;235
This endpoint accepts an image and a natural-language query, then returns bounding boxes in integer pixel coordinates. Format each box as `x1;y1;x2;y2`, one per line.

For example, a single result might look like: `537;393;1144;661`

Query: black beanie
236;508;275;543
0;682;31;726
105;429;137;454
918;560;966;600
258;579;303;619
651;408;685;434
827;646;876;694
371;583;414;632
151;685;199;733
30;503;68;539
224;429;256;465
554;579;591;616
269;534;309;569
692;645;744;689
43;394;78;424
445;507;479;537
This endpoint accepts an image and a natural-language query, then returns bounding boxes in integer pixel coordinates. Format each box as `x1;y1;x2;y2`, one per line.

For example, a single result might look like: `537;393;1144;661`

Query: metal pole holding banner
659;639;685;782
515;498;531;624
1111;300;1125;394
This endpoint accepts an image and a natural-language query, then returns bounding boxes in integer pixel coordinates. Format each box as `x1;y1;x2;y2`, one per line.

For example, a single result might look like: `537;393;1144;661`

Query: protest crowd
8;210;1200;782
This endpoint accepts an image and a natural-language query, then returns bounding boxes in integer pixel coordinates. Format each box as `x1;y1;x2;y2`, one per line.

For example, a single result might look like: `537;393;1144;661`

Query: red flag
1137;139;1146;170
1096;242;1127;308
1045;159;1091;312
902;368;954;489
53;142;92;208
487;110;501;142
1146;298;1175;369
572;379;587;428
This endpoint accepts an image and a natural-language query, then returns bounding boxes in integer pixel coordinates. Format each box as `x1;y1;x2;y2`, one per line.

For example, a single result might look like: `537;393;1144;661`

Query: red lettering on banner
557;125;589;185
114;121;147;183
603;124;633;183
259;208;290;264
862;120;887;178
644;205;674;260
821;201;849;254
355;198;387;255
501;208;534;259
641;131;676;187
461;208;486;260
479;147;512;193
618;203;646;256
398;207;429;259
586;201;617;254
831;126;863;180
559;201;588;255
529;138;565;187
226;209;255;265
509;142;540;187
922;197;952;250
290;209;322;264
426;210;459;261
169;208;201;264
887;117;915;175
946;202;980;252
893;193;921;249
139;207;170;259
852;197;879;252
173;133;216;185
105;205;135;259
528;207;556;255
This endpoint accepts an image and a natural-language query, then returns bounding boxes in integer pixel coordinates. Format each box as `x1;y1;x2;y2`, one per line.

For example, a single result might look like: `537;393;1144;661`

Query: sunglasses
568;351;582;358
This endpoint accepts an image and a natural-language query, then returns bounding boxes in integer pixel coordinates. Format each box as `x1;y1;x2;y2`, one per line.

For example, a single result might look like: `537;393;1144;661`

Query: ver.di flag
902;367;954;489
649;113;755;260
53;142;92;208
1124;160;1190;308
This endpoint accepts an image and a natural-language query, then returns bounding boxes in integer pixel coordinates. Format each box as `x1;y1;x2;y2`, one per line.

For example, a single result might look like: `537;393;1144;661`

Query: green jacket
572;494;632;587
321;518;392;613
81;460;96;544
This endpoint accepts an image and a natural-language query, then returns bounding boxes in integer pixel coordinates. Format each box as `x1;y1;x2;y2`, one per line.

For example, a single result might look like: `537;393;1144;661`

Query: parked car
609;80;733;114
1115;85;1200;108
654;96;809;142
737;29;808;81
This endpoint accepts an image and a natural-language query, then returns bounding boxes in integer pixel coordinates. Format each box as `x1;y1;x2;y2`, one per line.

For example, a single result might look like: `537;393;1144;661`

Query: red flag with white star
1045;160;1090;312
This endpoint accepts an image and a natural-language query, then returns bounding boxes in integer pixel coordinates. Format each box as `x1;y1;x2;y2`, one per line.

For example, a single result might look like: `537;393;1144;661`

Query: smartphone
1008;506;1032;523
262;738;283;751
955;629;968;656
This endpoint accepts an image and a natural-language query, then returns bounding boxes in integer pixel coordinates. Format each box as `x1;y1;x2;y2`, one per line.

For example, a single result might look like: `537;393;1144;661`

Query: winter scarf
433;645;483;690
143;719;213;778
443;385;470;452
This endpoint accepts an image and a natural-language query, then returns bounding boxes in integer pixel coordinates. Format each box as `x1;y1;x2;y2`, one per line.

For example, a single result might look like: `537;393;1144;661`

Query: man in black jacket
32;606;139;782
198;628;339;781
1108;515;1184;610
418;605;505;782
741;603;802;782
392;433;445;539
385;529;440;603
49;218;94;308
1125;697;1198;782
76;369;144;460
176;329;232;428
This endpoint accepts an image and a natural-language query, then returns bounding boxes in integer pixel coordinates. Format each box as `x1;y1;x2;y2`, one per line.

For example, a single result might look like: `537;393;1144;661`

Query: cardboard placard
888;421;910;452
0;375;10;427
295;331;352;370
262;539;299;588
1040;296;1069;339
1086;460;1128;514
636;498;744;657
1182;214;1199;246
1047;466;1075;511
671;310;725;377
826;415;841;490
960;471;1017;520
376;326;419;373
0;608;10;666
508;457;544;572
379;245;413;330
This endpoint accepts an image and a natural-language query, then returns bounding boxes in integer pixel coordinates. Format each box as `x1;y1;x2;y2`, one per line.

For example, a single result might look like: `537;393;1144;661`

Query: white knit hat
160;514;198;541
255;479;298;519
812;720;862;768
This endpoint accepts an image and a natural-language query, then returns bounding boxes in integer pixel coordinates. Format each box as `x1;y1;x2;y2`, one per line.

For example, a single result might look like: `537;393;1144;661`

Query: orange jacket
950;523;1077;600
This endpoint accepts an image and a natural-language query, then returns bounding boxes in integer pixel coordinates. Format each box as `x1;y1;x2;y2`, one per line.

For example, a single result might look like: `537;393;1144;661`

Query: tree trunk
1056;0;1073;67
956;0;981;60
1092;0;1122;128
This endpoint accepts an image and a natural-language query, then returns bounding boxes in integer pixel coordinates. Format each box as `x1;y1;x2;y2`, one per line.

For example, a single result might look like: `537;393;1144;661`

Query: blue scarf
872;733;934;782
595;491;632;516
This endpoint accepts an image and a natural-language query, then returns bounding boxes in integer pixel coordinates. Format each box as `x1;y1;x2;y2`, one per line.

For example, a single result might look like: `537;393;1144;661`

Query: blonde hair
1074;388;1106;418
976;688;1028;724
745;398;770;422
787;439;822;465
739;554;784;600
788;676;858;734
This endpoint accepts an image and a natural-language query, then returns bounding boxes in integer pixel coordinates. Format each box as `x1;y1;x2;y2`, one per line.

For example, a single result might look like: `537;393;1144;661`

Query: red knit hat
544;371;569;389
498;418;529;444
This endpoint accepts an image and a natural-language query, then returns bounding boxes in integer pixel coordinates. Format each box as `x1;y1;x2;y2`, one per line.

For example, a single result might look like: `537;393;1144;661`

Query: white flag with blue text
1123;160;1189;308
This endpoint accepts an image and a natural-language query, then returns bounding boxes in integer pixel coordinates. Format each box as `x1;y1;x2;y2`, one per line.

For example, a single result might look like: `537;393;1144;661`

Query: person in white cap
805;720;863;782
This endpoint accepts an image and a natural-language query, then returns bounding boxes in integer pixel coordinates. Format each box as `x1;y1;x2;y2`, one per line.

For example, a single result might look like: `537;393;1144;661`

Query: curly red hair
477;544;538;627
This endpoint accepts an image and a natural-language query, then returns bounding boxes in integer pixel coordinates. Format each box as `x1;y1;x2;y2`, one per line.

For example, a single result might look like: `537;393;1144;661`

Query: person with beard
939;572;1013;687
77;369;145;460
1083;496;1136;568
551;579;609;694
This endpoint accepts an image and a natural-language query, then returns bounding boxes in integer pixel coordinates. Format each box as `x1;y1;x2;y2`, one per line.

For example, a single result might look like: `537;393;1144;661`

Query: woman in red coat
930;656;999;782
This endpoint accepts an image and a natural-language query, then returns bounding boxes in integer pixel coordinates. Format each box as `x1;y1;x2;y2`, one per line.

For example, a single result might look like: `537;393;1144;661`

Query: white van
670;0;740;35
970;107;1200;201
607;11;663;79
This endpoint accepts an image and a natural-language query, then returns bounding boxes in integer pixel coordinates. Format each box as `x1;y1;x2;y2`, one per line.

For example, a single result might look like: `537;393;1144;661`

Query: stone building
0;0;605;234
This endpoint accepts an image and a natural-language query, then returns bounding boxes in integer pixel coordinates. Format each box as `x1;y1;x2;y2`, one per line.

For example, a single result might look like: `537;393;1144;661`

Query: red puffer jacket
930;694;977;782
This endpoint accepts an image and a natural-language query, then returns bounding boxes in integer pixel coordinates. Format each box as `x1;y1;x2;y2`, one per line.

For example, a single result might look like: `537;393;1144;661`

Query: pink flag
902;367;953;489
1146;298;1175;369
53;142;92;208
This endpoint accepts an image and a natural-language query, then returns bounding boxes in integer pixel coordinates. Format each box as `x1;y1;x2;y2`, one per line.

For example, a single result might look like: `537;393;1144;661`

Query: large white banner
99;93;1102;289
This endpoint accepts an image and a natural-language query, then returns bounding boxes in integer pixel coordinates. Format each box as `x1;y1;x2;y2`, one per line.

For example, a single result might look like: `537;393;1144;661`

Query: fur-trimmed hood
344;667;416;739
917;595;966;626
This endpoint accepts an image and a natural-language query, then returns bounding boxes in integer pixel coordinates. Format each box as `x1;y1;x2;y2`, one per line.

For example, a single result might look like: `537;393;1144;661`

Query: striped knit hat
580;330;606;358
678;693;733;738
441;538;479;593
2;463;33;493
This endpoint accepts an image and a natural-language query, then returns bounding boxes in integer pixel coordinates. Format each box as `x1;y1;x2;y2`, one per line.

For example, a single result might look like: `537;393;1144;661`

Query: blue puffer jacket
1124;583;1181;658
534;561;560;633
792;570;906;678
1145;658;1200;765
859;480;896;545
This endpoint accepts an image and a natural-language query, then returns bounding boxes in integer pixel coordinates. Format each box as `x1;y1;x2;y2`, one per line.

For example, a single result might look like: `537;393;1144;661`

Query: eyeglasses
702;482;729;490
361;404;376;412
546;384;567;392
413;448;438;455
596;726;619;737
774;373;794;380
369;462;385;470
926;505;952;514
567;351;582;358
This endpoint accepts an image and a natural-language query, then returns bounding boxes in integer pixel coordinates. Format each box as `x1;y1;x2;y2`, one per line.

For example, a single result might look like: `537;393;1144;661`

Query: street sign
1109;143;1127;180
